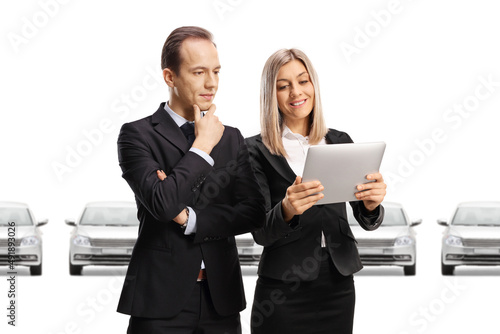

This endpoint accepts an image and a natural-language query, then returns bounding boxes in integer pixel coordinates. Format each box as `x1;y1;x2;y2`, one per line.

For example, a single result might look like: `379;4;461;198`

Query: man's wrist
192;139;214;155
180;208;189;229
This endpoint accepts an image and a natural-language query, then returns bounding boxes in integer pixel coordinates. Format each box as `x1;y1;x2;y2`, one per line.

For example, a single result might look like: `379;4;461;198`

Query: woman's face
276;59;315;125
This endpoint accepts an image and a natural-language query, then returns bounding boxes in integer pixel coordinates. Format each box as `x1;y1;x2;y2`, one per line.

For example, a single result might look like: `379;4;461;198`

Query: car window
0;208;33;226
380;208;407;226
347;206;407;226
452;207;500;226
80;207;139;226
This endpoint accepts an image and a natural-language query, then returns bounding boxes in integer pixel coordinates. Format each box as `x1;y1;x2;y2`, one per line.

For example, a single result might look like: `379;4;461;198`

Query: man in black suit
116;26;266;334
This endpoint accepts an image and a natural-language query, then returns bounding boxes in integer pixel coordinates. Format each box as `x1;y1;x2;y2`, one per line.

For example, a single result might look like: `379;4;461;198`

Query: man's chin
196;100;214;111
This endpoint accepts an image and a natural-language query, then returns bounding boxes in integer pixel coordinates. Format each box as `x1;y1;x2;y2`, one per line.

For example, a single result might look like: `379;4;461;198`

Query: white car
235;233;263;266
348;202;421;275
66;201;139;275
438;201;500;275
0;202;48;275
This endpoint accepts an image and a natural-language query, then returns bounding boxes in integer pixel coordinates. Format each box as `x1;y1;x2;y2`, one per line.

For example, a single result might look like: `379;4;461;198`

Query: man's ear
163;68;175;88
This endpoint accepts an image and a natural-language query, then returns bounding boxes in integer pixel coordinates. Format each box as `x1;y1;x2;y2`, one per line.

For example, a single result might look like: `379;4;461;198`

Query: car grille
90;238;136;247
74;254;132;262
0;239;23;247
236;240;255;247
0;254;38;264
461;255;500;262
238;254;261;263
463;239;500;247
360;255;412;262
356;239;394;247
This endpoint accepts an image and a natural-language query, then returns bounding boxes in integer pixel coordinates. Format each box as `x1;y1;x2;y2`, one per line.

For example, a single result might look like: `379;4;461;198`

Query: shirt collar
282;125;308;141
164;102;191;128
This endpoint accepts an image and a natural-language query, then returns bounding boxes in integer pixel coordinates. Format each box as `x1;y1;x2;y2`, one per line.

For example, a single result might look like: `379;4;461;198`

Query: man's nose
205;73;217;88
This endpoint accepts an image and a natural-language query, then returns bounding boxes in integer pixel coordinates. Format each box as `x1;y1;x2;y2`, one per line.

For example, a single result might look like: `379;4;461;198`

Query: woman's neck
285;118;310;137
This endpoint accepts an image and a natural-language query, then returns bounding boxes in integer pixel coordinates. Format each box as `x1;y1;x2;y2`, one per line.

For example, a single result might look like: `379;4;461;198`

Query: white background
1;0;500;333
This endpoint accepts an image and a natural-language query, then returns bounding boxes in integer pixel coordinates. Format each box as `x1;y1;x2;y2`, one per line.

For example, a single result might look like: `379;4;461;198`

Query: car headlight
20;236;40;246
73;235;91;246
444;235;463;246
394;236;413;246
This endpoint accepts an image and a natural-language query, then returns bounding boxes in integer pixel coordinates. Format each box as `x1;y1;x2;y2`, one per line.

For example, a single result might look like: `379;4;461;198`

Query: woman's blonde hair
260;48;328;157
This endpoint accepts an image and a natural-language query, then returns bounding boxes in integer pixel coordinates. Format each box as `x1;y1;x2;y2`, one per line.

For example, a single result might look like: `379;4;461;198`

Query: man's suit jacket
116;103;265;318
245;129;384;281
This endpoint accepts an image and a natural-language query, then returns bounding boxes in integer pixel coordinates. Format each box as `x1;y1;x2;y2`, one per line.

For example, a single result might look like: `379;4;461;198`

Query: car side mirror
65;219;76;226
437;219;448;226
37;219;49;227
410;219;422;227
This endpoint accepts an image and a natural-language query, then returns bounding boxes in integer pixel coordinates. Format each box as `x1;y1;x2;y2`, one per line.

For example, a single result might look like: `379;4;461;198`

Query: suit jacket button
284;234;289;238
203;237;209;241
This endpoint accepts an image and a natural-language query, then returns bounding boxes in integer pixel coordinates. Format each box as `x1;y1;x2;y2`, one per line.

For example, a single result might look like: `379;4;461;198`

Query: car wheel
404;263;416;276
30;264;42;276
69;256;83;275
441;262;455;275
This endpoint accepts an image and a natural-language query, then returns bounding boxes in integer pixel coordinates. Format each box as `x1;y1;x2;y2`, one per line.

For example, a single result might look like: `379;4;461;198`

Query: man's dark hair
161;26;215;74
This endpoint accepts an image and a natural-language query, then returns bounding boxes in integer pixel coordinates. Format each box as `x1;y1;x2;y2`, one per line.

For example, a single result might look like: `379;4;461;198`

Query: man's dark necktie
180;122;195;146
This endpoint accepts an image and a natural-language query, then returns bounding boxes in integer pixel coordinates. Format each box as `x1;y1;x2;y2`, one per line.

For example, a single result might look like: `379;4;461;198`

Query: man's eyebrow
189;65;221;71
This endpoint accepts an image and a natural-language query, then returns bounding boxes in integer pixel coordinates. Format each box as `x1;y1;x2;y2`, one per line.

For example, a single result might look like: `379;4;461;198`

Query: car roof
84;201;136;208
457;201;500;208
0;201;29;208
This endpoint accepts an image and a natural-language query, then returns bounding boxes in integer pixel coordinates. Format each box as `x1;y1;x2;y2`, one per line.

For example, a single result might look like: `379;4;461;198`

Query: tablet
301;142;386;205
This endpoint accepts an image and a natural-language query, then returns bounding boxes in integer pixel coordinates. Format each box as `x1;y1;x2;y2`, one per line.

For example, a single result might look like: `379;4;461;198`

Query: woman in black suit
245;48;387;334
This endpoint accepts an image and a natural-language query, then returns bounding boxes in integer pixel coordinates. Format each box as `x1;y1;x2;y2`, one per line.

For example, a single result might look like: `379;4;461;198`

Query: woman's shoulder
244;133;263;146
326;128;353;143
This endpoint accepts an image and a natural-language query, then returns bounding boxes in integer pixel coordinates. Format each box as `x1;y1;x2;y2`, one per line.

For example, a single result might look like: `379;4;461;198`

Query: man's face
168;38;220;116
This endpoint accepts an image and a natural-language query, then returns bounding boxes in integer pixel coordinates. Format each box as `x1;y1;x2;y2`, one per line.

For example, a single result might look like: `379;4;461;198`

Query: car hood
75;226;139;239
448;226;500;239
350;225;411;239
0;226;38;238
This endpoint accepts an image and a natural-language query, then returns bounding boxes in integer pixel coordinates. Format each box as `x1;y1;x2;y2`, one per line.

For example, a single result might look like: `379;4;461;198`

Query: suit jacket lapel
151;103;190;154
254;137;296;183
255;129;339;183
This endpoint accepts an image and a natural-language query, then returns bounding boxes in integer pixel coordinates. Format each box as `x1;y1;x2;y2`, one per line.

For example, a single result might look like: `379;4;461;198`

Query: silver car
348;202;421;275
235;233;263;266
0;202;48;275
438;201;500;275
66;201;139;275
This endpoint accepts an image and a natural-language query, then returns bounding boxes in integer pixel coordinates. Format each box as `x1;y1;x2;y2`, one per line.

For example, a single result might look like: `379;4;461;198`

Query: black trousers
251;249;355;334
127;281;241;334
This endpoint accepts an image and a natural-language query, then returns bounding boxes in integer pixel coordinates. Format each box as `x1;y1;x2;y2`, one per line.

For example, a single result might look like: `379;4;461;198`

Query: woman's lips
289;99;306;108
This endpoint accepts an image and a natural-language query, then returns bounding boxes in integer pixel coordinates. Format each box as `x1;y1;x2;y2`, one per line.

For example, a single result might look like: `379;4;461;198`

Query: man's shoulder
120;103;166;131
123;114;154;127
220;124;242;140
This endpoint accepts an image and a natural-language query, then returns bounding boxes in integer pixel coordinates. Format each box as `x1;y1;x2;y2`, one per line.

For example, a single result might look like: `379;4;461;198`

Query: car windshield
0;208;33;226
452;207;500;226
80;207;139;226
347;206;407;226
381;208;407;226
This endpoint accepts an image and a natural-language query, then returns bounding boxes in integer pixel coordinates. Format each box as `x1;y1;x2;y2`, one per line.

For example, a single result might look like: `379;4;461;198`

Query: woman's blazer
245;129;384;281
